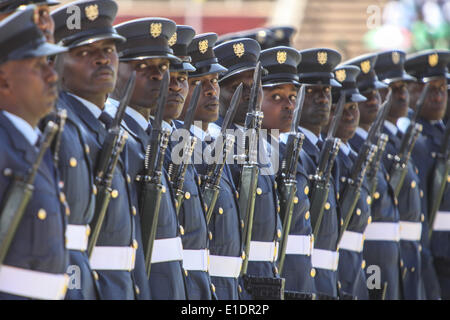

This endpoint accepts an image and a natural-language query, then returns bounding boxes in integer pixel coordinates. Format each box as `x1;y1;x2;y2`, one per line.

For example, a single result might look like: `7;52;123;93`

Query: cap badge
233;42;245;58
335;69;346;82
275;29;284;40
277;51;287;64
199;39;209;54
360;60;371;74
150;23;162;38
428;53;438;67
256;30;267;44
392;52;400;64
85;4;99;21
168;32;177;47
317;51;327;65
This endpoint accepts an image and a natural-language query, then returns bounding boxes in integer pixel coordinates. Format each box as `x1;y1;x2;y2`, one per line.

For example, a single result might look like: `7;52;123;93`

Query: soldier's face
407;81;422;111
164;70;189;121
385;81;409;119
122;58;170;110
359;88;381;126
0;56;58;126
331;101;360;142
299;85;331;128
219;69;263;125
182;73;220;124
420;78;447;121
261;84;297;132
60;40;118;102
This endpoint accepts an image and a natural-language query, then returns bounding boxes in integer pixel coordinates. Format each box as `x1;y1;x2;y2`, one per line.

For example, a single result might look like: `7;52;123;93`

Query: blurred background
55;0;450;60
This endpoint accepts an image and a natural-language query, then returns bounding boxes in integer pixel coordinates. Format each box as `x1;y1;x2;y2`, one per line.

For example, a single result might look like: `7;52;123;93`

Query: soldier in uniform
171;30;243;300
0;0;57;42
405;49;450;299
106;18;188;300
328;65;371;300
374;50;423;299
51;0;146;299
213;38;283;300
0;6;69;299
296;48;342;299
345;53;403;300
257;46;317;299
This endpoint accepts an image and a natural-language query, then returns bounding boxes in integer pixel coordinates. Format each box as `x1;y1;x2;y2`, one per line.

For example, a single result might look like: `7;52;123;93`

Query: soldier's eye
138;63;147;70
306;88;313;94
290;95;297;102
211;78;218;84
178;76;187;82
80;51;89;57
105;47;114;54
272;94;281;101
324;87;330;93
160;64;168;71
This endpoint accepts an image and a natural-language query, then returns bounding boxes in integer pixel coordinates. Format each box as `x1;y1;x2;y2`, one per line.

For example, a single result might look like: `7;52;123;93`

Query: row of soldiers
0;0;448;300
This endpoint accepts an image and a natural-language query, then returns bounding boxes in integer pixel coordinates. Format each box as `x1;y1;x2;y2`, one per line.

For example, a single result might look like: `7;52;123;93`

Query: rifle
428;120;450;239
168;82;202;215
238;62;264;276
137;71;172;277
52;109;67;165
388;83;429;198
277;85;306;275
87;71;136;257
202;83;242;224
365;90;393;197
309;93;345;240
0;121;59;265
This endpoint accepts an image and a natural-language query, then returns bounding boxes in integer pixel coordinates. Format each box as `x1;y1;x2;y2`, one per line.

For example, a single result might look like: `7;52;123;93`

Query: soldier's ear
0;68;11;93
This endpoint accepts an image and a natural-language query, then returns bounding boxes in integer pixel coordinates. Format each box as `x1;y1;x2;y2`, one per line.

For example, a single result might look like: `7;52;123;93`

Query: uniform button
356;208;361;216
374;192;380;200
179;225;185;235
415;167;419;175
132;239;138;249
92;185;97;195
84;144;90;154
204;204;208;212
184;192;191;200
218;207;224;215
184;269;188;277
210;283;216;293
305;211;310;220
273;266;279;275
366;196;372;205
69;157;77;167
340;218;344;226
86;225;91;237
419;244;422;252
386;173;390;181
293;196;299;204
241;220;245;229
92;271;99;281
238;285;242;293
134;285;140;295
127;174;131;184
361;260;366;269
337;192;340;201
324;202;331;210
421;213;425;222
256;187;262;195
447;175;450;183
277;229;282;239
394;197;398;206
337;281;342;289
304;186;309;195
65;237;69;247
411;180;416;189
59;192;66;203
411;267;415;273
420;190;424;198
274;181;278;189
132;206;137;216
241;251;246;260
277;205;281;213
65;206;71;217
174;199;179;208
400;259;404;268
367;216;372;224
161;186;166;194
111;189;119;198
209;231;213;240
198;177;202;186
236;191;239;199
3;168;12;176
310;268;316;278
37;209;47;220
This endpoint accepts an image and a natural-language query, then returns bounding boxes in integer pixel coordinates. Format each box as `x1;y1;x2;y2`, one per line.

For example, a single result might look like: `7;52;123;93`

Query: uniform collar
67;93;102;119
340;142;352;156
299;126;322;146
190;123;212;141
355;126;368;140
2;111;40;146
106;97;149;131
384;120;398;136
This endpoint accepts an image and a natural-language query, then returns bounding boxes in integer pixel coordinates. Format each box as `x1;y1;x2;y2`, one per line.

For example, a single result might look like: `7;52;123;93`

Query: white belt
433;211;450;231
182;249;209;272
65;224;89;251
90;246;136;271
364;222;400;242
0;265;68;300
209;255;242;278
248;241;279;262
311;248;339;271
338;231;364;252
151;237;183;264
399;221;422;241
285;235;313;256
